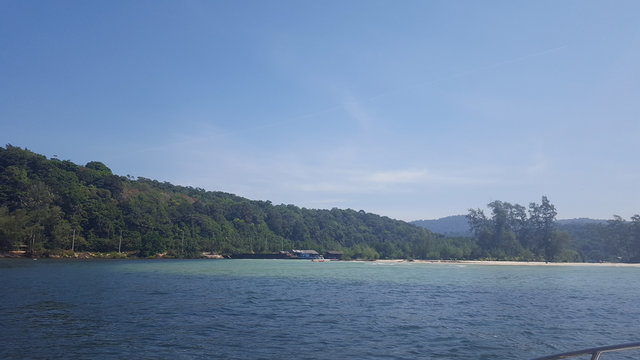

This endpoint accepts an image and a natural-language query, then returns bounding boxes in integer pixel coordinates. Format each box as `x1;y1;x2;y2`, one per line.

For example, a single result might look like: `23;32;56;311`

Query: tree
526;196;558;261
467;196;559;260
539;196;558;261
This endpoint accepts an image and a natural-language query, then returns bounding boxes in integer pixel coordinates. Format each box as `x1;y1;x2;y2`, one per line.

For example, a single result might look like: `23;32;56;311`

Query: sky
1;0;639;222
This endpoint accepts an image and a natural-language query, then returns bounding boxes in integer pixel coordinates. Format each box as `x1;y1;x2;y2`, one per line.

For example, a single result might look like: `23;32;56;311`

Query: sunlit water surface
1;259;639;359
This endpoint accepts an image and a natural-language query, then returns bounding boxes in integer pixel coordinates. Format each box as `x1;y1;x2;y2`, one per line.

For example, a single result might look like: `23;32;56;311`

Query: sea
1;259;639;359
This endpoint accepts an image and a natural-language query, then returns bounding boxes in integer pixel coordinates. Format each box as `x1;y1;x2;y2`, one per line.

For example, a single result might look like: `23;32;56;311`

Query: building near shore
291;249;321;259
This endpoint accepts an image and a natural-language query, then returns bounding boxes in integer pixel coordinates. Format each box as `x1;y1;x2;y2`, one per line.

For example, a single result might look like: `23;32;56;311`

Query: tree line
466;198;640;262
1;145;637;262
466;197;574;261
556;216;640;263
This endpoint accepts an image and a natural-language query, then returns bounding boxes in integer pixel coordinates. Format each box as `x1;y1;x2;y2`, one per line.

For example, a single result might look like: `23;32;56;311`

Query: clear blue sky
1;0;639;221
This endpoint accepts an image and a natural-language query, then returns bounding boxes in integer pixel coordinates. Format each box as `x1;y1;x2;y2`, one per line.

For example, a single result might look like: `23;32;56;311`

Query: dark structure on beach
324;251;344;260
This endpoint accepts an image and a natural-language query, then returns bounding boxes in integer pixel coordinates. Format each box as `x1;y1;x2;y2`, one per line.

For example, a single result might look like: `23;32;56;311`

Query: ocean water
1;259;639;359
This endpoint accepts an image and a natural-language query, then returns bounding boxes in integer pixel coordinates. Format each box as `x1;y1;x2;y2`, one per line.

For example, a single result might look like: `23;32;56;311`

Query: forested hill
0;145;443;259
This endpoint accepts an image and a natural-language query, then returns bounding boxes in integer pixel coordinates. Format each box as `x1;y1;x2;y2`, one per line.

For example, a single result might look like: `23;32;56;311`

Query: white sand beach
375;259;640;267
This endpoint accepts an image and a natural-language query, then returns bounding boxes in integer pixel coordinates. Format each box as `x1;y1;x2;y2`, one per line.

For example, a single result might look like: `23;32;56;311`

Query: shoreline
374;259;640;267
2;252;640;267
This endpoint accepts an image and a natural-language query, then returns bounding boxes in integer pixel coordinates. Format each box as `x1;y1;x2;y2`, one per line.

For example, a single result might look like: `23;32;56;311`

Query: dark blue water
1;259;639;359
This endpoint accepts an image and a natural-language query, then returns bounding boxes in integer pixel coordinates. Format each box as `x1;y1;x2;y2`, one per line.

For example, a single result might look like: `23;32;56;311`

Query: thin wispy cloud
342;96;374;130
366;169;431;184
292;166;498;195
248;104;343;132
524;152;549;177
224;43;571;141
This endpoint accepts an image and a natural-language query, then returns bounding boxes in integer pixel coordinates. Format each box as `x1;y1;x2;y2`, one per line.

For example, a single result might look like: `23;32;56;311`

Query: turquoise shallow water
1;259;639;359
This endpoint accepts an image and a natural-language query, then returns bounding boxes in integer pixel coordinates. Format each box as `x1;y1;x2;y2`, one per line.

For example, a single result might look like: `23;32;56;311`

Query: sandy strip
374;259;640;267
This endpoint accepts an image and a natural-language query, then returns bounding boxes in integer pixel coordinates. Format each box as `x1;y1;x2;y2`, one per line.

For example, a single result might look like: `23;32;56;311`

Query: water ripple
1;260;639;359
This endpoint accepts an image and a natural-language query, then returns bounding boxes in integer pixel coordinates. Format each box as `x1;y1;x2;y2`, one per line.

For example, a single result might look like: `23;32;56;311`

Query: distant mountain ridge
410;215;471;237
411;215;607;236
556;218;607;225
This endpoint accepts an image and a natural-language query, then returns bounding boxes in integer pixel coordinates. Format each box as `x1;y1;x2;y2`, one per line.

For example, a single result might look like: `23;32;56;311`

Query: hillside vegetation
1;145;638;262
0;145;447;259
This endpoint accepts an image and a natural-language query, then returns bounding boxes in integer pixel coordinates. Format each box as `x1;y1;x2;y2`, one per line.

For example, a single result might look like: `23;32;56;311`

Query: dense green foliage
3;145;637;262
466;198;640;262
557;216;640;263
466;197;575;261
0;145;449;259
